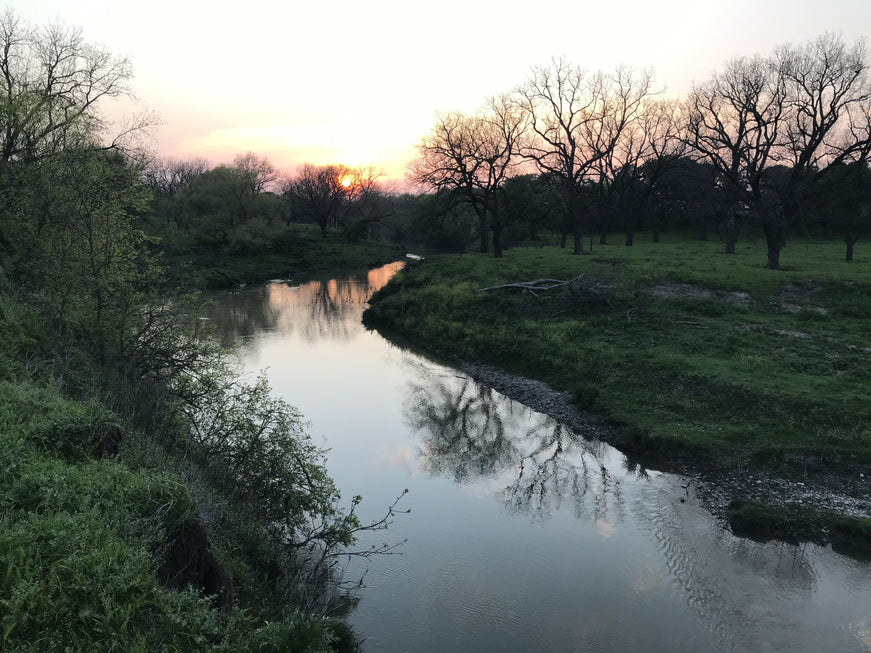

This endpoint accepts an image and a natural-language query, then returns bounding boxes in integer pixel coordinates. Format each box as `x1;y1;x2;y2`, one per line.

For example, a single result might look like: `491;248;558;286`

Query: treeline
139;152;475;259
0;10;391;651
139;35;871;268
409;36;871;267
140;155;389;251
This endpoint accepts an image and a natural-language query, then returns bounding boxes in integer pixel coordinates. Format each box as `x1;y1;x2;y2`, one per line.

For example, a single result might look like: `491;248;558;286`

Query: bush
0;510;223;651
27;401;121;462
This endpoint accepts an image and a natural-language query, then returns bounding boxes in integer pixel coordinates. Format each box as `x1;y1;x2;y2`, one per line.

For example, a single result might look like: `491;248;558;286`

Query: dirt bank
461;361;871;546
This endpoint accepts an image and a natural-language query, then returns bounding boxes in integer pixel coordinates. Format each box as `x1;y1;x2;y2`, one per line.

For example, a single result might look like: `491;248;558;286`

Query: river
208;262;871;653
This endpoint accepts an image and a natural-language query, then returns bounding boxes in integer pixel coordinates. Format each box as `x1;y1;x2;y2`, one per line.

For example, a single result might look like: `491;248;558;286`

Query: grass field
365;232;871;464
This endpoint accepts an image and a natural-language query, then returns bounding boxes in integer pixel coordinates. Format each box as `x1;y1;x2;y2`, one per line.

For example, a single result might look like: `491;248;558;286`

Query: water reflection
208;286;282;341
406;362;633;523
401;359;865;652
207;262;405;343
210;263;871;653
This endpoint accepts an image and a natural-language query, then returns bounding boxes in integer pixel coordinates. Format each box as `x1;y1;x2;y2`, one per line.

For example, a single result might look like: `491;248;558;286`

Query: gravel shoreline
461;361;871;538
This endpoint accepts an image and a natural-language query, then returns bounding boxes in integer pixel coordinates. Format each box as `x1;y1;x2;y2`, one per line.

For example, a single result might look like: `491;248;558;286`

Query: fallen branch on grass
476;278;569;297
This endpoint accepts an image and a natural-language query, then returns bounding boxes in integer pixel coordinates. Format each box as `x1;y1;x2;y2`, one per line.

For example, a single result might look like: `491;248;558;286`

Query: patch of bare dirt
777;280;829;314
646;283;750;303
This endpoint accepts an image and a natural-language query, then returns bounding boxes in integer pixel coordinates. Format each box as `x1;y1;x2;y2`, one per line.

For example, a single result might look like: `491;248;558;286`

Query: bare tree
232;151;278;193
518;59;654;254
409;94;526;257
687;34;871;268
282;163;353;236
409;111;480;249
594;98;686;246
143;155;209;196
343;165;394;241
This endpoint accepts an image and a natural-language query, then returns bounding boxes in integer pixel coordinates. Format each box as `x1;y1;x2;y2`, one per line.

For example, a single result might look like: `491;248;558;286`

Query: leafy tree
6;148;151;359
0;9;132;172
172;164;284;248
232;150;278;193
343;165;394;242
0;9;136;261
646;157;723;240
590;99;684;246
500;173;561;243
383;191;474;253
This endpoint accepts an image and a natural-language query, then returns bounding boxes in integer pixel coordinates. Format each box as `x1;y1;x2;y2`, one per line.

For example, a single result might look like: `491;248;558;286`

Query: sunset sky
7;0;871;182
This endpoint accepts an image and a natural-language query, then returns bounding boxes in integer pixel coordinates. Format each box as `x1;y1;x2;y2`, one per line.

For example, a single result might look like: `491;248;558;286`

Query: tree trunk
722;216;738;255
492;225;504;258
845;235;857;262
763;223;785;270
599;209;609;245
569;199;584;254
625;212;637;247
572;222;584;254
478;218;488;253
651;213;661;243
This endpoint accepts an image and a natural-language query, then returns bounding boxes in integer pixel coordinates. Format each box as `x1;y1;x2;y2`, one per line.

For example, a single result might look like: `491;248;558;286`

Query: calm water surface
209;263;871;653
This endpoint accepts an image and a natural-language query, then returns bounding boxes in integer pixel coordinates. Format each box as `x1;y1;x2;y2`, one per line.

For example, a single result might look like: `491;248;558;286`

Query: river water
209;262;871;653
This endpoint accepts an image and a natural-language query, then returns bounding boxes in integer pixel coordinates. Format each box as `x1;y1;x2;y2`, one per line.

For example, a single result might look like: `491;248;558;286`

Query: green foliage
0;11;369;649
241;613;351;653
0;283;43;379
365;236;871;462
26;401;119;462
0;362;357;651
150;222;401;289
828;514;871;553
727;500;777;539
382;192;475;254
0;383;220;650
0;510;218;651
171;165;282;245
184;373;343;537
727;500;871;552
3;148;155;358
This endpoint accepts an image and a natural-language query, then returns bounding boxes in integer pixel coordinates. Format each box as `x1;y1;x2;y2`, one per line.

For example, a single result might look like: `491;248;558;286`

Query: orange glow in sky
9;0;871;184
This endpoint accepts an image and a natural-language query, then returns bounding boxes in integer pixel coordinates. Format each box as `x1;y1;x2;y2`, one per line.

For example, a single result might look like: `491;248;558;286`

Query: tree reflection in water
404;361;825;648
206;286;283;343
404;362;629;523
207;261;406;345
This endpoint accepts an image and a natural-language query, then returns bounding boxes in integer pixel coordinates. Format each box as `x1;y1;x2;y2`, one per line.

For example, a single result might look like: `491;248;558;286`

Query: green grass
0;280;356;651
365;233;871;462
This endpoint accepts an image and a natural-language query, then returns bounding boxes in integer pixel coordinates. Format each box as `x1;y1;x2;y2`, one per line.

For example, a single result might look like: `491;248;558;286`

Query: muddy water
209;263;871;653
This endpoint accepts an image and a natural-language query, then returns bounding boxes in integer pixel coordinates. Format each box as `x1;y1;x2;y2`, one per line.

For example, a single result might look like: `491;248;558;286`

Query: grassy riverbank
364;234;871;540
154;224;404;289
0;275;361;650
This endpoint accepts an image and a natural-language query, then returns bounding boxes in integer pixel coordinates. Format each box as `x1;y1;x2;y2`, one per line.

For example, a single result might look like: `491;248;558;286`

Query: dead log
476;278;569;296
